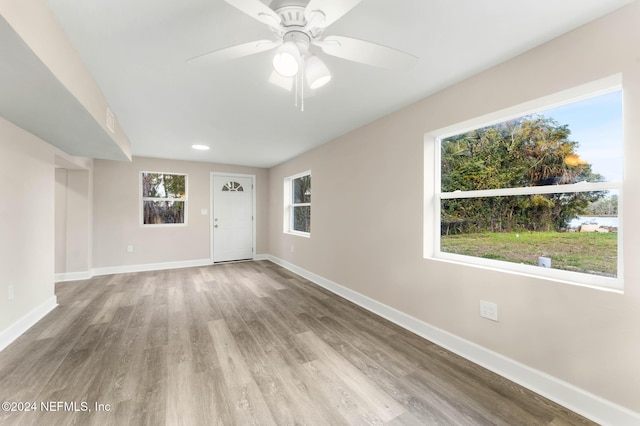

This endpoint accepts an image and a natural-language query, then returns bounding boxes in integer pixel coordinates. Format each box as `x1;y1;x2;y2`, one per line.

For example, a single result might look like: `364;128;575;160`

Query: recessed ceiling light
192;144;210;151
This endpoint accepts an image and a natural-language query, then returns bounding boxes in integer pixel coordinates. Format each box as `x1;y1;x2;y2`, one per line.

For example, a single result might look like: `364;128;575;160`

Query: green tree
141;173;186;224
441;116;604;233
293;175;311;233
586;194;618;215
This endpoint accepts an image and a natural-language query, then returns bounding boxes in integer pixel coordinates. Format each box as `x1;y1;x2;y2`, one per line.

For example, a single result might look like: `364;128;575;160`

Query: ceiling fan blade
224;0;281;27
187;40;280;63
317;35;418;70
305;0;363;28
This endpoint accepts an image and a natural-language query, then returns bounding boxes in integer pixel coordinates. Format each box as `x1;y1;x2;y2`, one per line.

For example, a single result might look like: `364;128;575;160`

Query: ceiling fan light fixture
305;55;331;89
273;41;300;77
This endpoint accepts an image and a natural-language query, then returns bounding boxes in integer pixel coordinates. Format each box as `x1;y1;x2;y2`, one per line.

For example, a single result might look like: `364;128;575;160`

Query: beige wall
268;2;640;413
55;167;93;274
93;157;269;268
65;170;92;272
0;117;55;333
54;169;67;273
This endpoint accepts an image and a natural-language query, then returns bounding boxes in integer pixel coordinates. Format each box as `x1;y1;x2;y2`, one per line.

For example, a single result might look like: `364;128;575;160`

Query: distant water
569;216;618;228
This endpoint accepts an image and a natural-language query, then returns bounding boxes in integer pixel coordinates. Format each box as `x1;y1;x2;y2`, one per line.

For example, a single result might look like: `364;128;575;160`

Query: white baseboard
92;258;212;276
0;295;58;352
54;270;93;282
266;255;640;426
56;257;270;282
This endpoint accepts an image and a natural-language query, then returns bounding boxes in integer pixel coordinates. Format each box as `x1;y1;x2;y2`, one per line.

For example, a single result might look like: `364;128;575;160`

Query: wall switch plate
127;245;134;253
480;300;498;321
8;285;15;301
201;209;208;215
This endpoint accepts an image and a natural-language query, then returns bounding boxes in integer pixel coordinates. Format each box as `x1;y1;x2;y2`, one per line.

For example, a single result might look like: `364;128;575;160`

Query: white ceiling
44;0;632;168
0;15;130;161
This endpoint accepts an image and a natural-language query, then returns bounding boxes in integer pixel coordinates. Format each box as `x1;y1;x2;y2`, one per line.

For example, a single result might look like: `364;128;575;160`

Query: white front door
212;174;254;262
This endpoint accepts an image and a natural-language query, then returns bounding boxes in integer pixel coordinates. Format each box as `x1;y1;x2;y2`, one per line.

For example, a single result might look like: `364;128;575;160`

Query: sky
538;90;623;182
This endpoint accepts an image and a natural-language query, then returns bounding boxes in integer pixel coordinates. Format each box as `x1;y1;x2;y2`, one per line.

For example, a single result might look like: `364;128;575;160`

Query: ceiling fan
188;0;418;108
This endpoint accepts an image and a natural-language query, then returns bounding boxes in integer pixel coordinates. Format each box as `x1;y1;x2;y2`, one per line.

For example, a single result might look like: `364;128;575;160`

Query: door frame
210;172;257;263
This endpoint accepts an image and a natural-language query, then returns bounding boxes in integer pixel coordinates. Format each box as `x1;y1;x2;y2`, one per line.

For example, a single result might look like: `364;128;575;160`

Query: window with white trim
284;172;311;236
433;84;623;290
140;172;187;226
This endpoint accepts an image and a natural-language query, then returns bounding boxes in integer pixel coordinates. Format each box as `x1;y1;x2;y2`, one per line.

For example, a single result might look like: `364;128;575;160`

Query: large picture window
284;172;311;236
140;172;187;225
434;85;623;289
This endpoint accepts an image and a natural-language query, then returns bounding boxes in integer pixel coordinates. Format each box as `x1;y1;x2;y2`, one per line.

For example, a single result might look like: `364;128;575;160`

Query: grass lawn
440;231;617;277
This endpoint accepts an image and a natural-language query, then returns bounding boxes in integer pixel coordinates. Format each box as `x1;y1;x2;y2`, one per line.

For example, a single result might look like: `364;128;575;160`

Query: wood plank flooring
0;261;595;425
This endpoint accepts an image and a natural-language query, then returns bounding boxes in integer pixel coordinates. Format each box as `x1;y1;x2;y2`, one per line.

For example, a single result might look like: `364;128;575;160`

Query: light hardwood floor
0;261;594;425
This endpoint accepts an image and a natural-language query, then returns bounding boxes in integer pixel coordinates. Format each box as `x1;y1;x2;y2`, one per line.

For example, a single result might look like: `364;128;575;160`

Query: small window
140;172;187;225
434;86;622;289
222;181;244;192
284;172;311;236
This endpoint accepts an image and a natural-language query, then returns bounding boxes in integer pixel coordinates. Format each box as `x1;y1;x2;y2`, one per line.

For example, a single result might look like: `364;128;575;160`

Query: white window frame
140;171;188;227
426;75;623;291
284;171;311;237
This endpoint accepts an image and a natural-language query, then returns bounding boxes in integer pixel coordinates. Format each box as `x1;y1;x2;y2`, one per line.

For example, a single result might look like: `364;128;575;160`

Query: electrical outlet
480;300;498;321
8;285;15;301
127;245;134;253
538;256;551;268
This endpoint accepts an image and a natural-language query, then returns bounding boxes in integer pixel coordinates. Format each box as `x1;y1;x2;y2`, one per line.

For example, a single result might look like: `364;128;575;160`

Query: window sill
285;230;311;238
428;253;623;294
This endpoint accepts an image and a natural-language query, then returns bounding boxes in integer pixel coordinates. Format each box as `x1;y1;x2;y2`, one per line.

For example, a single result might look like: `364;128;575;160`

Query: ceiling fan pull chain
301;56;305;112
294;71;299;108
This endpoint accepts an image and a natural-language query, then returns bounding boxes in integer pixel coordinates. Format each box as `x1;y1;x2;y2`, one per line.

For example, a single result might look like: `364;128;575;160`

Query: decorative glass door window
222;181;244;192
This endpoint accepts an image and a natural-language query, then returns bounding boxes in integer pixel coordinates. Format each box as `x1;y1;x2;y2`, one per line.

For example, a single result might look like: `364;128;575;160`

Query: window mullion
441;181;621;199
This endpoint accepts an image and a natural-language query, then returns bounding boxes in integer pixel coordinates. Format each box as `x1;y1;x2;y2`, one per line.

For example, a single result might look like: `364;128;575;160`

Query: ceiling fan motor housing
275;5;307;27
269;0;310;14
282;31;311;55
269;0;325;41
